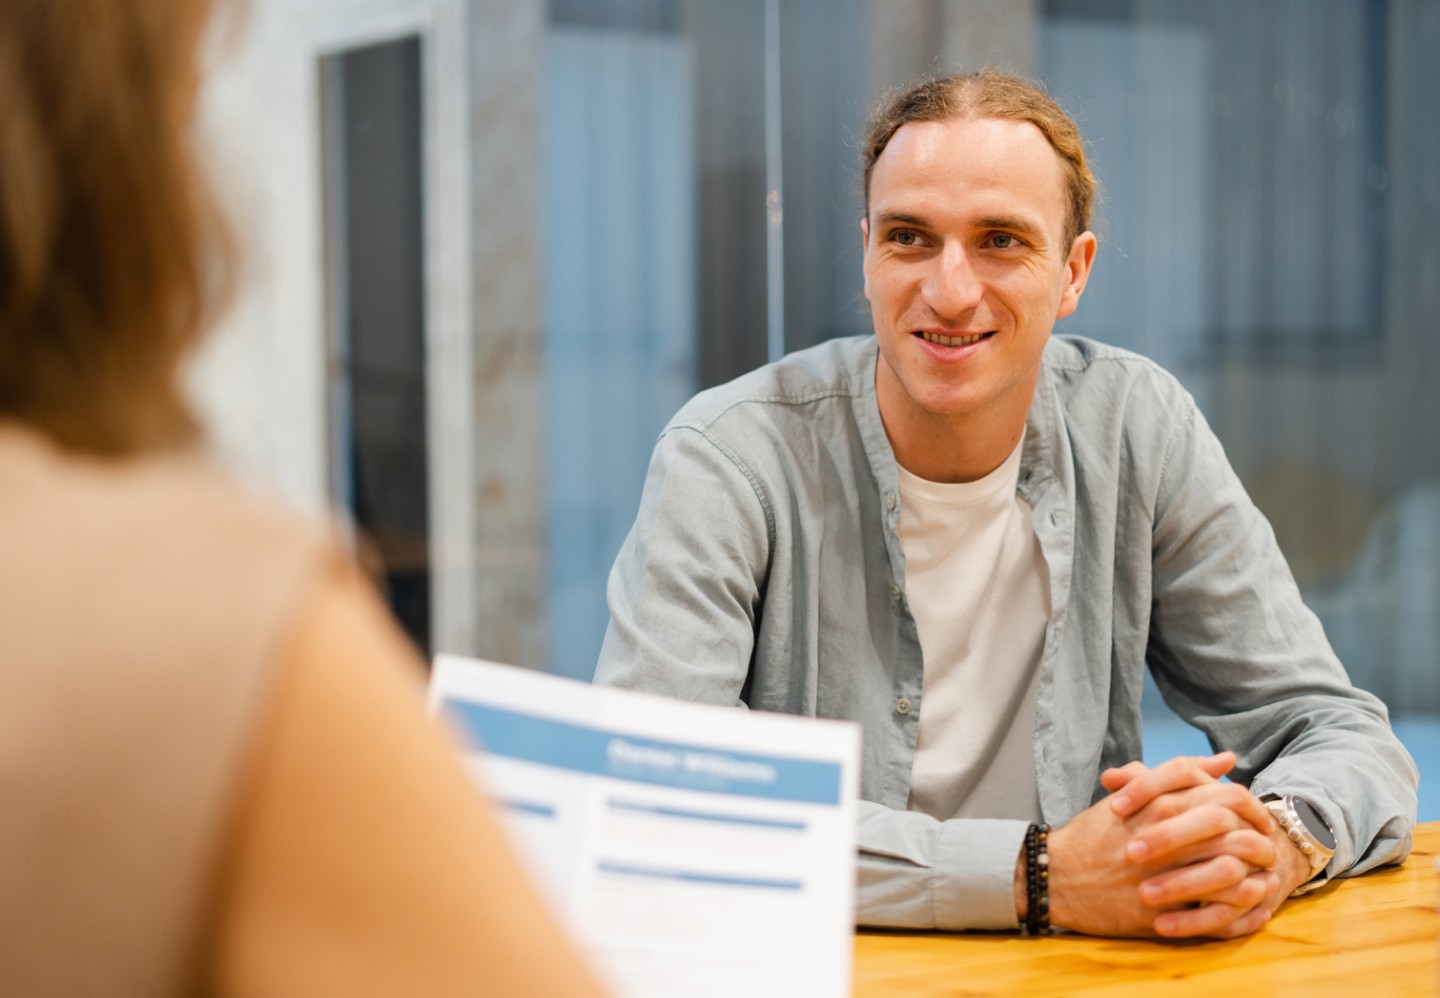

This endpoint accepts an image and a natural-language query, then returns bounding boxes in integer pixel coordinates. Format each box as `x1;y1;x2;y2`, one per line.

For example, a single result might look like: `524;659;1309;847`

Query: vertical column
427;0;477;657
687;0;769;389
467;0;549;668
1385;0;1440;480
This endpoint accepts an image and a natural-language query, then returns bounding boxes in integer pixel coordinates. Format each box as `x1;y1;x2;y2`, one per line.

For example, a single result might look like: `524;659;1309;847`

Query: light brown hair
0;0;230;455
862;71;1098;249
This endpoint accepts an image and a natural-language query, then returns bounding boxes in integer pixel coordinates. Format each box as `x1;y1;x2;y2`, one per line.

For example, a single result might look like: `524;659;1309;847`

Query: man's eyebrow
871;210;930;228
872;209;1048;240
976;215;1045;237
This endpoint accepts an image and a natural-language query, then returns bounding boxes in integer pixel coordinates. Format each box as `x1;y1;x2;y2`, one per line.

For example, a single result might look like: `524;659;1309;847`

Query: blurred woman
0;2;606;994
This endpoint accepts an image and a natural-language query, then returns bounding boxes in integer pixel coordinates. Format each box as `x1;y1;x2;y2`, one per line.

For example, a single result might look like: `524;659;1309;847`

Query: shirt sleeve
856;802;1028;930
1145;400;1418;883
595;425;771;705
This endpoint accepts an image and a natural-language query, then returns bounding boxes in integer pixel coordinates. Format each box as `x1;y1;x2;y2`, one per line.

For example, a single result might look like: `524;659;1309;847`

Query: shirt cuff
931;818;1030;931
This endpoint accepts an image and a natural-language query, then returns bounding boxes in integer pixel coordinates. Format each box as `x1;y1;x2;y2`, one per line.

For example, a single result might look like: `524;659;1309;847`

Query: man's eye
893;230;919;246
988;233;1017;249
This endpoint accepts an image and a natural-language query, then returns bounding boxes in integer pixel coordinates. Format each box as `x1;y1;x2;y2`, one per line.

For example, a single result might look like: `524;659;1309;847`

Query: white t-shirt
898;437;1050;822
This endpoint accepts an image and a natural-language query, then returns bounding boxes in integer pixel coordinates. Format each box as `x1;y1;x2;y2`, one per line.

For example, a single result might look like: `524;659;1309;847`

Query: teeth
921;331;987;347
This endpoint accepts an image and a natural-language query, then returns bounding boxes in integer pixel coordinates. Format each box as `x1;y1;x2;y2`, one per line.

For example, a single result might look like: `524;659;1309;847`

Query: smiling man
594;72;1416;939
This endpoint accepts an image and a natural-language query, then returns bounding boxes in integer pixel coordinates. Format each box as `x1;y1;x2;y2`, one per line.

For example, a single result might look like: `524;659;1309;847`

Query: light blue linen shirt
594;334;1418;931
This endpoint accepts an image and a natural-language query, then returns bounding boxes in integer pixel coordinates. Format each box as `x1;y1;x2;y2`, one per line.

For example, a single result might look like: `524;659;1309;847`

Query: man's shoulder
1043;335;1195;414
1044;334;1177;380
667;335;874;435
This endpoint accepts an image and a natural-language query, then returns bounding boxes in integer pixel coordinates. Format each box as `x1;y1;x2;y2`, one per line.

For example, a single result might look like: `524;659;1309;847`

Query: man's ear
1056;231;1097;320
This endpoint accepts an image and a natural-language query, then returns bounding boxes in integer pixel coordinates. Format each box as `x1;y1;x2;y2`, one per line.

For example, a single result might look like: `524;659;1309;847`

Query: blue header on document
444;700;844;806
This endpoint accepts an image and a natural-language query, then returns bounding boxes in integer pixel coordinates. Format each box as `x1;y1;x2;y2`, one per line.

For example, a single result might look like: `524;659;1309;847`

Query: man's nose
920;245;984;319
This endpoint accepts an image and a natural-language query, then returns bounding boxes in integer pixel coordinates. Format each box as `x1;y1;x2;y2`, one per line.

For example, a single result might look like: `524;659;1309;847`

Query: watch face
1293;797;1337;851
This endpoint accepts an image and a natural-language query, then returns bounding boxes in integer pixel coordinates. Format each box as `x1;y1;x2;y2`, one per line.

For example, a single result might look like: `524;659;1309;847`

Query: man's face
862;115;1095;440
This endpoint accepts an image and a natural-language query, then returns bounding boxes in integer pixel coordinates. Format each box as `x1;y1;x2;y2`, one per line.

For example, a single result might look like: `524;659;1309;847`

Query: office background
192;0;1438;817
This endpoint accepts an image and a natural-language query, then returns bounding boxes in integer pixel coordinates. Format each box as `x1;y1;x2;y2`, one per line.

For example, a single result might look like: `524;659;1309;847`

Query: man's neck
889;416;1026;484
875;364;1035;484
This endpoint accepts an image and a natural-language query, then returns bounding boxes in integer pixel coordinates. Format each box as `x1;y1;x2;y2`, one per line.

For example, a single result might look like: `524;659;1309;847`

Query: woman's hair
862;71;1098;250
0;0;230;454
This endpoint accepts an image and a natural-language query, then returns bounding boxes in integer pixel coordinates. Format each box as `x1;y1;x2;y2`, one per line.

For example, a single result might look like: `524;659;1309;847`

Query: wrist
1270;821;1318;894
1012;822;1052;935
1260;794;1336;895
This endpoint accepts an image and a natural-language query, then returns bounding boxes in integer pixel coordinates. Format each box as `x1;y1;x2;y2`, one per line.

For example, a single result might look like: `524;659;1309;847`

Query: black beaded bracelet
1023;822;1051;936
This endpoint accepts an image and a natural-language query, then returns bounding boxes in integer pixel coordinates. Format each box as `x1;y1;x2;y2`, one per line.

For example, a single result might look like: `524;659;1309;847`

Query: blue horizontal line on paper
597;860;803;891
498;798;557;819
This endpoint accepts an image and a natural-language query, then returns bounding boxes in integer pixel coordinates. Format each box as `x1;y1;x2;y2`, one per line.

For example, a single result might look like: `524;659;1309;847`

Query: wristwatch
1260;793;1336;895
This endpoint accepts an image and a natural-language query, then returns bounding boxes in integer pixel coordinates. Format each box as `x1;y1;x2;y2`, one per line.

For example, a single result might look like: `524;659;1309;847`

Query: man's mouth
917;330;993;347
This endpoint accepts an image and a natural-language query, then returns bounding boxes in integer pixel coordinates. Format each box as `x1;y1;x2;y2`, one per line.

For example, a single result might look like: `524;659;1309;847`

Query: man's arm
855;804;1031;930
856;753;1282;936
595;426;769;702
1145;401;1417;886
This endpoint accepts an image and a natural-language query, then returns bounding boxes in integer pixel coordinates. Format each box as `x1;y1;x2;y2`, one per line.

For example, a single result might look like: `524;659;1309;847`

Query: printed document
428;654;862;998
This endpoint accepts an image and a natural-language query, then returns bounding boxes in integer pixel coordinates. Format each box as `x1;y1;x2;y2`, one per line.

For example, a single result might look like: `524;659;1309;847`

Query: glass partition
537;0;1437;815
320;35;432;656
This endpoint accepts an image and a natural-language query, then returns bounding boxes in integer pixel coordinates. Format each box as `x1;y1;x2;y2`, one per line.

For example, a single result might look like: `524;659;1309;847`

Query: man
594;72;1416;938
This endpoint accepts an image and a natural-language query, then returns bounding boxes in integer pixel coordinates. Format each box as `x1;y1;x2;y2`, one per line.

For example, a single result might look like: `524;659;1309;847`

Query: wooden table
853;821;1440;996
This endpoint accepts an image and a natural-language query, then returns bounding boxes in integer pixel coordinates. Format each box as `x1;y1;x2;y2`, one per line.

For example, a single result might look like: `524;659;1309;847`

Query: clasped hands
1018;751;1314;939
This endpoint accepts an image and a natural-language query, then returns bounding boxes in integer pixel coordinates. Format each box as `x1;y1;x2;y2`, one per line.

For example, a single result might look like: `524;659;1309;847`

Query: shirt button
890;584;902;602
886;493;897;512
895;697;912;715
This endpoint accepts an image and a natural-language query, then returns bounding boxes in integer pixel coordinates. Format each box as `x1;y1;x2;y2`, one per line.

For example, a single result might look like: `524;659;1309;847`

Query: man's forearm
855;801;1029;931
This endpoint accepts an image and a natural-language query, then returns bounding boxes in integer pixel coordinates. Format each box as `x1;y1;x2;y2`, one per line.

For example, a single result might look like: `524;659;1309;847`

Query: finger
1101;760;1148;792
1109;752;1235;817
1198;780;1272;835
1196;751;1237;779
1127;806;1253;864
1138;855;1250;906
1127;784;1274;858
1140;861;1274;909
1192;871;1277;913
1206;904;1274;940
1214;782;1272;836
1141;827;1279;873
1198;871;1279;911
1153;899;1245;938
1127;799;1263;863
1155;900;1271;939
